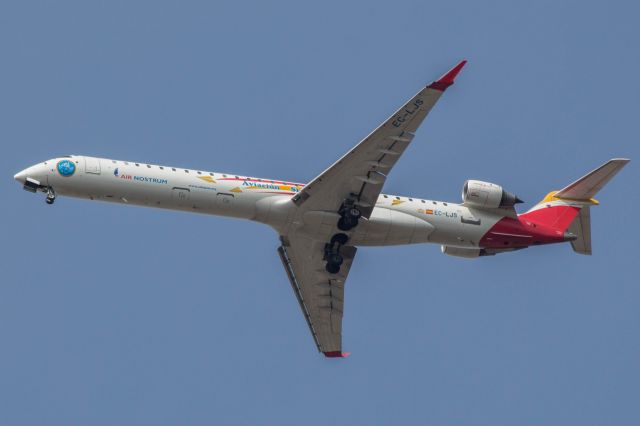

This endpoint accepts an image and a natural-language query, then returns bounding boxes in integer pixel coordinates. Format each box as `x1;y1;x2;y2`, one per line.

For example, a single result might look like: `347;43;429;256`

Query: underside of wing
277;233;357;357
291;60;466;219
278;62;467;356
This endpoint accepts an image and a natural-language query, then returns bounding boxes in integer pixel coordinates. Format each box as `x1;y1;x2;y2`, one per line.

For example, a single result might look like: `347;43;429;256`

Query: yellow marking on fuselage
198;176;217;184
391;199;405;206
230;187;243;193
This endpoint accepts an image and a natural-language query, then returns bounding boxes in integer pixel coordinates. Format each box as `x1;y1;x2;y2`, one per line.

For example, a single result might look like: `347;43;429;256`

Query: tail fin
567;206;592;255
521;158;629;255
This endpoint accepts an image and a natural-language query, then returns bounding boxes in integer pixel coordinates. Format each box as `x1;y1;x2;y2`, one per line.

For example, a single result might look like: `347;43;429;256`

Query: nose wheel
45;188;56;205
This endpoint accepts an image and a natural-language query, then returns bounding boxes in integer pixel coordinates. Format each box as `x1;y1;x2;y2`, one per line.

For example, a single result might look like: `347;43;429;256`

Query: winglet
324;351;351;358
428;60;467;92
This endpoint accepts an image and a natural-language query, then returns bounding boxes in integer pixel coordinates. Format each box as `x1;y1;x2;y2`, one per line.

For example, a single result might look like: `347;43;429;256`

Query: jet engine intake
462;180;522;209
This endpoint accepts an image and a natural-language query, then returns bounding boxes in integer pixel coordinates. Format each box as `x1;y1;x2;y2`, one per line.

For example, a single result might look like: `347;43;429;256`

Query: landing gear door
84;157;101;174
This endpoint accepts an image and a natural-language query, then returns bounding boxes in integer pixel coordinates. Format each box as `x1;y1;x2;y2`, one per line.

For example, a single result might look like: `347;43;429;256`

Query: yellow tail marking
539;191;599;205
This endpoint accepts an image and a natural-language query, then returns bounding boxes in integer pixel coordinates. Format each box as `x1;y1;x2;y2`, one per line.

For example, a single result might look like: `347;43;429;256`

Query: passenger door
84;157;101;174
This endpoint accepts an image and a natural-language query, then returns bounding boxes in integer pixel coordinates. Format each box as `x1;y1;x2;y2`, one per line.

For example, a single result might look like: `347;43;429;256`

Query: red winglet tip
428;60;467;91
324;351;351;358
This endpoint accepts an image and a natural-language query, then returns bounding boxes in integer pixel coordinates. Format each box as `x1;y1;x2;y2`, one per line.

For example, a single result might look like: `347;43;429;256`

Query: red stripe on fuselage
519;205;581;231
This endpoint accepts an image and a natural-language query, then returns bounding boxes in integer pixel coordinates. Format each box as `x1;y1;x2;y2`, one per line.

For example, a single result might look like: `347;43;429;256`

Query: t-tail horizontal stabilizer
524;158;629;256
555;158;630;201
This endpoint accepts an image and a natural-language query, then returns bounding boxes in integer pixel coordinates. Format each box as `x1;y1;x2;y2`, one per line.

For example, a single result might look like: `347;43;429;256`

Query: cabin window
433;201;437;205
159;166;164;170
443;202;448;206
147;164;151;168
383;195;388;198
184;170;189;173
197;171;202;175
223;174;227;177
124;162;129;165
209;172;214;176
135;163;139;167
421;200;425;203
172;168;176;172
409;198;413;202
395;196;400;200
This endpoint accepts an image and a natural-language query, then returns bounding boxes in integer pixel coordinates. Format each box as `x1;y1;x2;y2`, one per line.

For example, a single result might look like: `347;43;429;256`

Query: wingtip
324;351;351;358
428;59;467;92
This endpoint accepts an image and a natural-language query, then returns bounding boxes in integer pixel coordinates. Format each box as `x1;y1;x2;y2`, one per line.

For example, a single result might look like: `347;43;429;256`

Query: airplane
13;60;629;358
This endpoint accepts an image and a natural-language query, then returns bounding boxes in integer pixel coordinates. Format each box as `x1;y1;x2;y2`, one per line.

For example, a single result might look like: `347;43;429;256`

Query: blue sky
1;0;638;424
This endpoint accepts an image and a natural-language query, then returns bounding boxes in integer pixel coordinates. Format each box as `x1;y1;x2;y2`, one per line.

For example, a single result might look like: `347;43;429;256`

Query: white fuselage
16;156;506;248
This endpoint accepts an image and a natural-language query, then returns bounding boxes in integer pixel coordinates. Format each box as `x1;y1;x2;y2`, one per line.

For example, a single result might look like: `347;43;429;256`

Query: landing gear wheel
348;207;361;219
337;217;356;231
325;262;341;274
327;253;343;266
45;188;56;205
330;233;349;246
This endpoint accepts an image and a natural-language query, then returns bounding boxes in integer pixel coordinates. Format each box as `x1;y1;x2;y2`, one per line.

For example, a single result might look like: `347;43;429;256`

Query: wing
280;61;467;356
277;233;357;357
292;60;467;218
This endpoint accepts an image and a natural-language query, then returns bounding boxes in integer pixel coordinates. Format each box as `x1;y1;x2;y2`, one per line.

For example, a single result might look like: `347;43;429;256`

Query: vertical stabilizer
567;206;592;255
522;158;629;255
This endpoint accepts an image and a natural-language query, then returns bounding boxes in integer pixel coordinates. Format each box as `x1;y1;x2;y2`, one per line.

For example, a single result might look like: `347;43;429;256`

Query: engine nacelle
461;180;522;209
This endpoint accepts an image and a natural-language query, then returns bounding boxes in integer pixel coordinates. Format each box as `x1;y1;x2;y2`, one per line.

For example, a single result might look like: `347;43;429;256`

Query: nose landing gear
324;233;349;274
45;187;56;205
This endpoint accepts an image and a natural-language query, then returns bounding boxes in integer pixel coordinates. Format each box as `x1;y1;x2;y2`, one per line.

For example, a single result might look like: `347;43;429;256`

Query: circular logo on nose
57;159;76;177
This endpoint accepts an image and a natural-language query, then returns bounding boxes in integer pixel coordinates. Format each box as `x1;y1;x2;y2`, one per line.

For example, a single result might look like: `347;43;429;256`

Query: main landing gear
325;198;363;274
337;202;361;231
45;187;56;205
325;233;349;274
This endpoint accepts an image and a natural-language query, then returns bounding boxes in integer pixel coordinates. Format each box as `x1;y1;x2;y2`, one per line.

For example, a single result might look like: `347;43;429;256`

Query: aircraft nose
14;169;28;184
